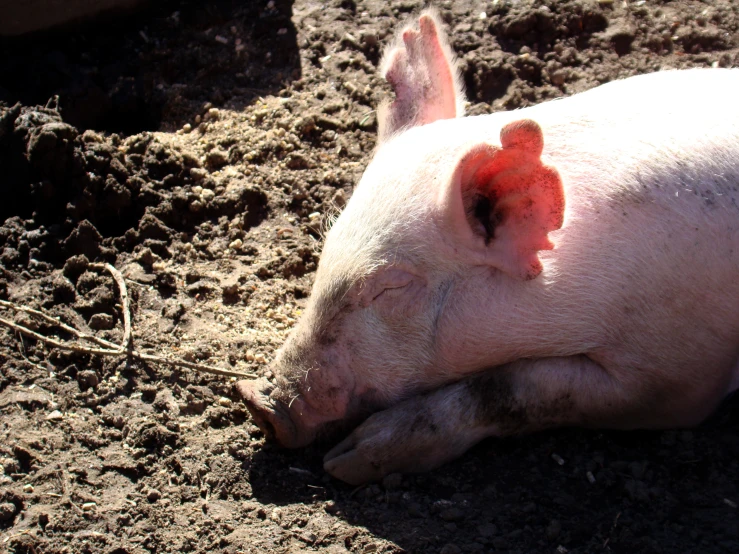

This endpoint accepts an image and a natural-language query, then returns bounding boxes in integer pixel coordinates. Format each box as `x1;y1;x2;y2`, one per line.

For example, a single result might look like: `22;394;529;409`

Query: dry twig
89;262;132;352
0;264;256;380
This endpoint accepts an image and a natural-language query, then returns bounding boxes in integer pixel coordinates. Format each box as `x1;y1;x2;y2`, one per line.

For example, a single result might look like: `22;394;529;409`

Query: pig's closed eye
372;283;411;302
357;268;422;312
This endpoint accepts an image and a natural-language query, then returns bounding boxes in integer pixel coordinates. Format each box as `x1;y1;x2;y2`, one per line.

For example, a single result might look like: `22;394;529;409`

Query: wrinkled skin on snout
238;10;739;485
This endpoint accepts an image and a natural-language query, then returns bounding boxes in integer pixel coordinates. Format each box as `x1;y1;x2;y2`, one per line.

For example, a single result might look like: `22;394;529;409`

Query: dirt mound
1;1;738;553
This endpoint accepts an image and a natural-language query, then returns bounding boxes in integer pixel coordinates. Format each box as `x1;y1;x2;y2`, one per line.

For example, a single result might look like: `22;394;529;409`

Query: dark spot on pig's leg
467;370;530;432
409;407;439;435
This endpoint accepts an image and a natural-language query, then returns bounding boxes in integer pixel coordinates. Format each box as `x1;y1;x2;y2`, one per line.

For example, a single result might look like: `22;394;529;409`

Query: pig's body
238;10;739;485
347;68;739;419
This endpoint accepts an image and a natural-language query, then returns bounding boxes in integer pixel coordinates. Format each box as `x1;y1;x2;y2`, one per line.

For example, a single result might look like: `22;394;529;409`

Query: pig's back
523;69;739;377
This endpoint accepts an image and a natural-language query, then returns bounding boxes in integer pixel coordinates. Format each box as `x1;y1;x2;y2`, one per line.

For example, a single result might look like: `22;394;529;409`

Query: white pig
237;9;739;485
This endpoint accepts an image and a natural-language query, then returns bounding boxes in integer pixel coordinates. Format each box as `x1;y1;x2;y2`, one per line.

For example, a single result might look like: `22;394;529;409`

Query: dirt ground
1;0;738;552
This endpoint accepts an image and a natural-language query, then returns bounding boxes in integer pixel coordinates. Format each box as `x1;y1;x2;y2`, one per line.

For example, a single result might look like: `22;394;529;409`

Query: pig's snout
236;378;314;448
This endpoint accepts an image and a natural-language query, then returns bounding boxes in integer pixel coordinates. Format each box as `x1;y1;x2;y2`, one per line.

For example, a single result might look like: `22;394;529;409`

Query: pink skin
237;10;739;485
238;267;424;448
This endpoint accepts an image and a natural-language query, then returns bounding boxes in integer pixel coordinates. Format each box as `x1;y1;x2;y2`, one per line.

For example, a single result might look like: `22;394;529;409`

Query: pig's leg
323;355;708;485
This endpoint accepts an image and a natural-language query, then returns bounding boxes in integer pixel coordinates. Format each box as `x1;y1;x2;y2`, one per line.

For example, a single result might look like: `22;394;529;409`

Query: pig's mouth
236;377;376;449
235;378;306;448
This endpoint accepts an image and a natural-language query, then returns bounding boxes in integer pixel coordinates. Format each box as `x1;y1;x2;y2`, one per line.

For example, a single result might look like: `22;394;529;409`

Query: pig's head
237;10;565;449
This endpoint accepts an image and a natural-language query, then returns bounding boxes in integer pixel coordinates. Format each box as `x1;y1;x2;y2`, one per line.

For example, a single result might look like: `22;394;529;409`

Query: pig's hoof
323;434;389;485
323;434;386;485
322;405;430;485
323;395;471;484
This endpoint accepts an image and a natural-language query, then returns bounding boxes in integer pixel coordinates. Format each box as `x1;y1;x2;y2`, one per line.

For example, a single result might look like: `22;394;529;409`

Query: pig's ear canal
452;119;565;280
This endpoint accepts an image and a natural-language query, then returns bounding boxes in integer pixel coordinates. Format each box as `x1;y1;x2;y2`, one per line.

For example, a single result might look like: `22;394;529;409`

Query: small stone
135;247;156;266
63;254;89;281
1;458;18;474
205;149;229;168
245;350;256;362
522;501;537;513
0;502;16;522
218;397;232;407
191;167;208;181
189;200;204;213
222;284;240;299
89;313;114;330
46;410;63;420
332;189;348;208
81;502;97;511
77;370;99;391
200;188;215;203
147;489;161;502
229;238;243;250
551;453;565;465
550;69;568;87
23;484;33;493
182;123;192;133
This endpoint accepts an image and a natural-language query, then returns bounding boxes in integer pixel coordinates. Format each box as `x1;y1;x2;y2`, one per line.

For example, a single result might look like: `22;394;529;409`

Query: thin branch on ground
0;299;117;350
0;264;257;380
89;262;132;352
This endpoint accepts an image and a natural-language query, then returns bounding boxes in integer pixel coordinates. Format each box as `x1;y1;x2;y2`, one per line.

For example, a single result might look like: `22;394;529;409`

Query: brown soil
1;1;738;553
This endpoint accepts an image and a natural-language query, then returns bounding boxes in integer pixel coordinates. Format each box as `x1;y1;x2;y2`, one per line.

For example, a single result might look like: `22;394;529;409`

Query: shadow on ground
248;395;739;553
0;0;300;134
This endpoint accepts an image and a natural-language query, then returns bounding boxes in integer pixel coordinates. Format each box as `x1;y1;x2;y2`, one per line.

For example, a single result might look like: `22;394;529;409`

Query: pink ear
442;119;565;280
378;10;466;142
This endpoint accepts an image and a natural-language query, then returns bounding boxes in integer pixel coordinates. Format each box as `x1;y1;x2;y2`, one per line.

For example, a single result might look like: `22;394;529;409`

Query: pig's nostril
249;408;277;439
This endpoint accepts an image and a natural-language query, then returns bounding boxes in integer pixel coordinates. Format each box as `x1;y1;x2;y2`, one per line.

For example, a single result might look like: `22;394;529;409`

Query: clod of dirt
0;502;17;522
76;370;99;391
88;313;114;330
62;254;89;281
63;220;103;260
